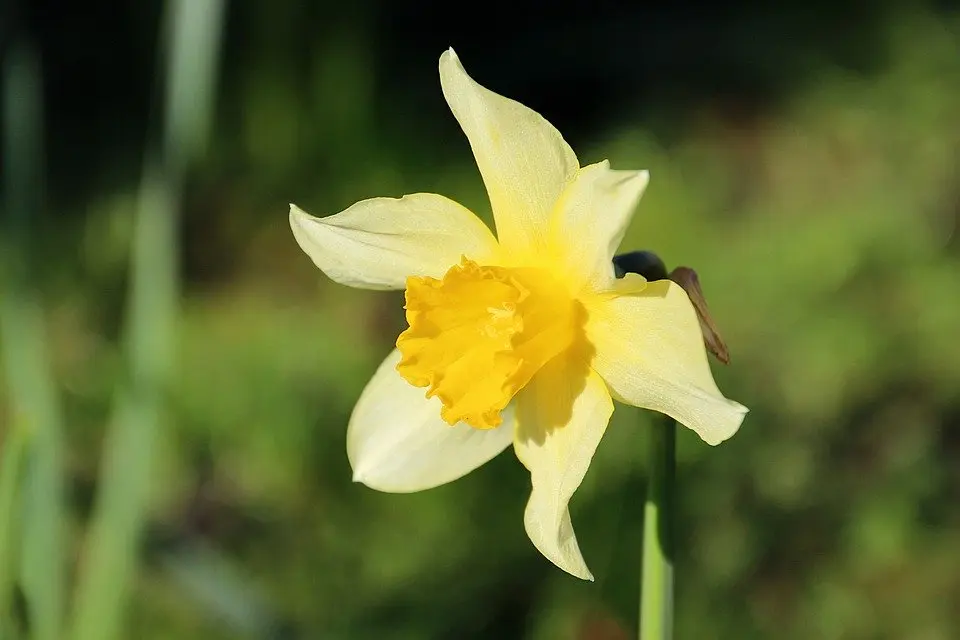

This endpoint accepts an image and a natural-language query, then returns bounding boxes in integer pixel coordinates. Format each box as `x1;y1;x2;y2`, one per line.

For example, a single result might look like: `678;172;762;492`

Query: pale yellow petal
439;48;579;253
513;350;613;581
587;280;747;445
550;161;649;290
289;195;498;290
348;350;514;492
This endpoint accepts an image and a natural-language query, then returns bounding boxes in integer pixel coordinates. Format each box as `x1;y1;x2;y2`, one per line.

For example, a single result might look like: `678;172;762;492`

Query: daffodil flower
290;49;747;580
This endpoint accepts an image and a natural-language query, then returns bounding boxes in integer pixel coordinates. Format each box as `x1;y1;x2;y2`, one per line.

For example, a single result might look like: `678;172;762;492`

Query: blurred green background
2;1;960;638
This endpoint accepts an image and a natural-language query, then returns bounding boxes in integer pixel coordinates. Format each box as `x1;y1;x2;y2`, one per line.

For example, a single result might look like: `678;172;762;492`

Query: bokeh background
2;1;960;638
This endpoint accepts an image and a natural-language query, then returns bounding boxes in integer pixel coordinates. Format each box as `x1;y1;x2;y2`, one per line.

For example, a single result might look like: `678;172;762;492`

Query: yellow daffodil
290;49;747;580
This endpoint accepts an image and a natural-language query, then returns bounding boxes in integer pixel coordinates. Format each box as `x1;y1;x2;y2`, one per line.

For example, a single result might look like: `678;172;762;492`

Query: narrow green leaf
1;42;66;640
0;419;29;630
68;2;225;639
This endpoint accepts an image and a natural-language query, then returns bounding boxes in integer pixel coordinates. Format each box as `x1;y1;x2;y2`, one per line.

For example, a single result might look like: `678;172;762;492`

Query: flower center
396;257;583;429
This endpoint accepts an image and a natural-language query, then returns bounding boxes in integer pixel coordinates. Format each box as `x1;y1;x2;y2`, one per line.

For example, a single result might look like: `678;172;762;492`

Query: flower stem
640;415;675;640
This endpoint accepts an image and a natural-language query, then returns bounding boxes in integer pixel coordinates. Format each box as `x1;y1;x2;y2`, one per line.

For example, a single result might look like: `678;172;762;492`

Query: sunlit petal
290;195;498;290
551;161;649;290
348;350;515;492
587;280;747;445
513;349;613;581
439;48;579;253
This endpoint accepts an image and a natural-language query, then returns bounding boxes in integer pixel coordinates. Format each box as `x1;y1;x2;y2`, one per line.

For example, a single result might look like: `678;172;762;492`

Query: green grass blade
0;418;29;638
68;2;225;639
67;165;174;640
1;42;66;640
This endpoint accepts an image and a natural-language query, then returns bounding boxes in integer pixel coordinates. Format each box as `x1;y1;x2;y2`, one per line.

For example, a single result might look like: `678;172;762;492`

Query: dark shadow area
5;0;942;221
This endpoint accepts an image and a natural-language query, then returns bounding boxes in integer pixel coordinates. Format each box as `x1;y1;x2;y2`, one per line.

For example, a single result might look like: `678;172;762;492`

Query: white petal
587;280;747;445
348;350;514;492
551;161;649;290
513;353;613;581
439;48;579;253
290;195;498;291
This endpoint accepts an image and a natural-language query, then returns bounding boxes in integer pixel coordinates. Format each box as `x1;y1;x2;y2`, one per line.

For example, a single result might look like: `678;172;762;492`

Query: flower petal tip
554;555;595;581
621;169;649;194
288;203;310;232
626;169;650;195
349;469;397;493
439;47;460;69
535;548;595;581
700;401;749;447
288;203;320;263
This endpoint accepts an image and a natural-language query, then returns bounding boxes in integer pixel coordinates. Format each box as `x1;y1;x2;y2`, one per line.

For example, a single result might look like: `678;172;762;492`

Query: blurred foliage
2;1;960;639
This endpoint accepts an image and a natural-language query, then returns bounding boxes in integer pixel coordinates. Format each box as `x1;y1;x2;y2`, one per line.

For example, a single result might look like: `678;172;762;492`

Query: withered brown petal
668;266;730;365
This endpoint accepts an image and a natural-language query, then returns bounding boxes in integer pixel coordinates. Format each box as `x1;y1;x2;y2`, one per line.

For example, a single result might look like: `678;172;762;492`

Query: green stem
640;416;675;640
